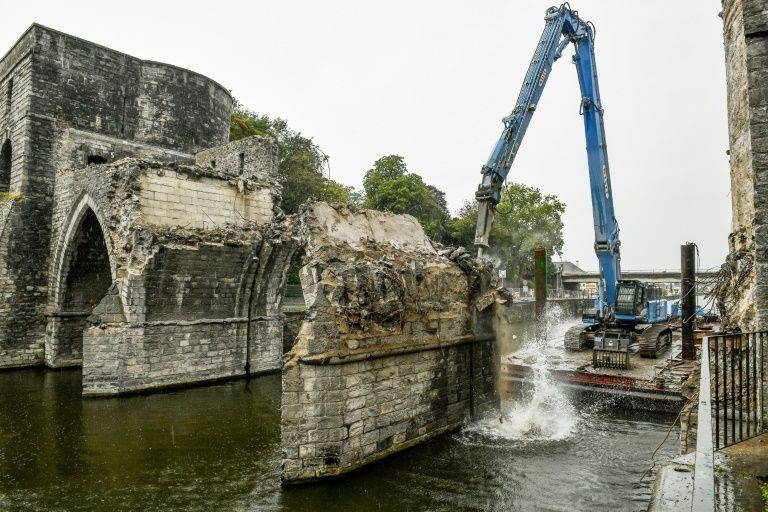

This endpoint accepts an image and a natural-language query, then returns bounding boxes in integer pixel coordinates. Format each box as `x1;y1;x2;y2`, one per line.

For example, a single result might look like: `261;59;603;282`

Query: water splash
475;305;577;442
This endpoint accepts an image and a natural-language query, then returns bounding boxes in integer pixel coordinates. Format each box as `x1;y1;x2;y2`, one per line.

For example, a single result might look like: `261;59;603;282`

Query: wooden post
681;242;696;360
534;246;547;318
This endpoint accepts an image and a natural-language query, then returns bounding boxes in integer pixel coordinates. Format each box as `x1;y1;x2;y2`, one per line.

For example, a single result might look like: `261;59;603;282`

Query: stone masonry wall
0;29;48;368
196;135;279;181
82;299;283;396
41;134;284;394
56;128;194;170
716;0;768;331
282;339;495;482
280;203;498;483
31;25;232;154
46;138;289;394
139;170;273;229
81;227;295;395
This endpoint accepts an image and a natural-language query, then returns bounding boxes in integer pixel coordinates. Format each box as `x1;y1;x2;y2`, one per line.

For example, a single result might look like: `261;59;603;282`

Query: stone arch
52;194;117;307
235;237;302;373
279;247;308;353
0;139;11;193
47;194;117;367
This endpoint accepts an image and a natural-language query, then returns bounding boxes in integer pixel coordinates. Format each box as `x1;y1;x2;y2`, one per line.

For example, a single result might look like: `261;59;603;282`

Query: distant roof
553;260;587;276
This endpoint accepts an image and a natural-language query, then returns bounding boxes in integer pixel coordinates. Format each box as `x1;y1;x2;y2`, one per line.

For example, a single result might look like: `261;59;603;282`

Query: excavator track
637;323;672;358
564;324;590;351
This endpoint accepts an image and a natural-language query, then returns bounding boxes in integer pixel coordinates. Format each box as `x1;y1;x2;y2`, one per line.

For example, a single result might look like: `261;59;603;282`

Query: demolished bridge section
0;24;508;479
280;202;499;483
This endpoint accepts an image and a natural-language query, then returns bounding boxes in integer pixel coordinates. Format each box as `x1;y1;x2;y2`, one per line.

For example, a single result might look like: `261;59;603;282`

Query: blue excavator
473;4;671;366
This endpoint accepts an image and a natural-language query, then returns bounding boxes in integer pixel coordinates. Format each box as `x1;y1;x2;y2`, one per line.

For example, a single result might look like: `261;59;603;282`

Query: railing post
723;335;728;447
747;333;752;438
714;336;719;450
739;334;744;441
754;333;758;434
760;332;765;431
732;336;737;445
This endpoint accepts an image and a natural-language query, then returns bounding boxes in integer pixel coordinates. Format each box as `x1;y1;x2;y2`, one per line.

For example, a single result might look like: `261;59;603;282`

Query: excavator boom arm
474;3;621;311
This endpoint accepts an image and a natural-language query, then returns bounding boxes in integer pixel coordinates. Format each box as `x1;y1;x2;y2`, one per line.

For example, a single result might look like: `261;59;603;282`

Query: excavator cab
591;281;642;369
614;280;668;325
614;280;645;322
590;280;672;368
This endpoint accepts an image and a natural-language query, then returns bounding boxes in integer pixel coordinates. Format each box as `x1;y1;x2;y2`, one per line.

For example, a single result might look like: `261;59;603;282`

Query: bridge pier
280;203;501;483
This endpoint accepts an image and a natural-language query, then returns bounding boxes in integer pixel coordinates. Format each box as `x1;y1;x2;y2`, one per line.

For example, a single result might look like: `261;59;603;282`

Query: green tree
230;102;352;213
363;155;451;241
449;183;565;285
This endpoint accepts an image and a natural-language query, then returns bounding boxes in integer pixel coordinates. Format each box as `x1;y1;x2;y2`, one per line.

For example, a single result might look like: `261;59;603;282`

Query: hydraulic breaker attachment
593;330;631;369
474;199;494;254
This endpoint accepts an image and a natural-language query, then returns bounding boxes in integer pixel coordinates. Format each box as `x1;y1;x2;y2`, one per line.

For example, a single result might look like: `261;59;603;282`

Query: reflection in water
0;369;282;512
0;319;678;512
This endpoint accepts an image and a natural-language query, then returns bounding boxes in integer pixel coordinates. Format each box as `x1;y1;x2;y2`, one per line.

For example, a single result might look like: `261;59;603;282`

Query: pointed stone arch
51;193;117;306
234;236;302;374
46;193;117;367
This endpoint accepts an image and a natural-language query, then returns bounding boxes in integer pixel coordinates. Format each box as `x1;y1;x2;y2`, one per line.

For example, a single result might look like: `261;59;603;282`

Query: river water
0;318;678;512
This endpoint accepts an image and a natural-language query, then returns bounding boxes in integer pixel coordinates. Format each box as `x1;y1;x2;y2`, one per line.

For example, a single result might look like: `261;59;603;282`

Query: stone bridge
0;24;503;485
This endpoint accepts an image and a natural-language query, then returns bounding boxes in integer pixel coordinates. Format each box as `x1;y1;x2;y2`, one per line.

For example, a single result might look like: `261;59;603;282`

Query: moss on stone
0;192;22;203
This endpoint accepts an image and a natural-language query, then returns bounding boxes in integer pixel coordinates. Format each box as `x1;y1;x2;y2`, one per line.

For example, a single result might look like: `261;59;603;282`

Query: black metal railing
708;332;765;450
687;332;765;511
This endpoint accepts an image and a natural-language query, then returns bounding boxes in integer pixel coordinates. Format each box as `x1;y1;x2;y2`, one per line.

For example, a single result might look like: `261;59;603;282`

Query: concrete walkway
715;434;768;511
648;434;768;511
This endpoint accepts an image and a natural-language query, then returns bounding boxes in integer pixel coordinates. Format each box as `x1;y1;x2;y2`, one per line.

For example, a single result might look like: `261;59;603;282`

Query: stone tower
0;24;281;375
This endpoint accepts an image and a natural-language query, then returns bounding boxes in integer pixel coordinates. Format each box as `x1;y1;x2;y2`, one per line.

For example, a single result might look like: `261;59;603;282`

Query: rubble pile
286;202;501;359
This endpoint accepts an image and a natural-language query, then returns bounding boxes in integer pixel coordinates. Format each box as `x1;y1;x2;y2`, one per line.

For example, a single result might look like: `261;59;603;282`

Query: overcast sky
3;0;731;271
